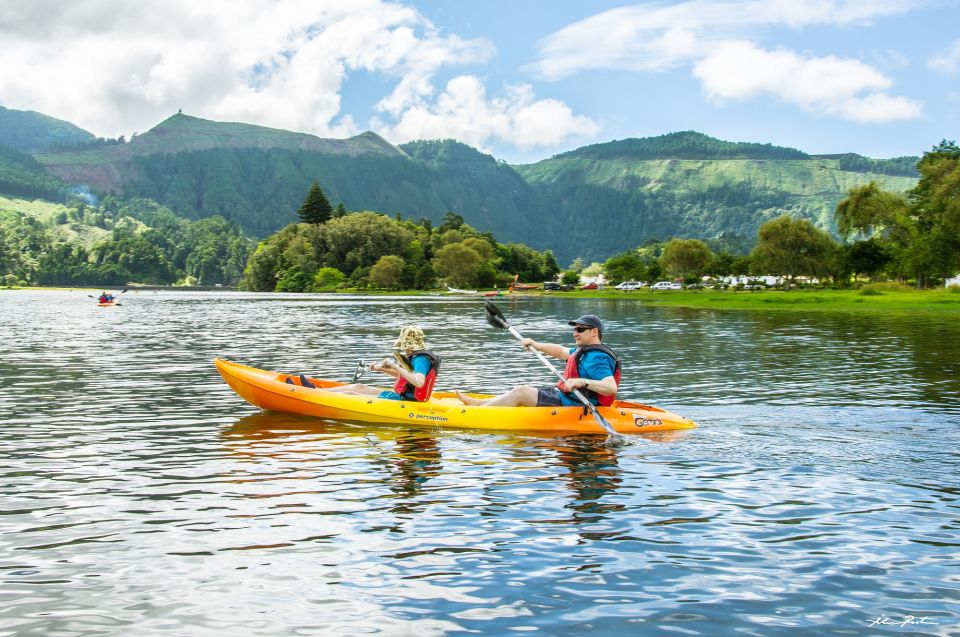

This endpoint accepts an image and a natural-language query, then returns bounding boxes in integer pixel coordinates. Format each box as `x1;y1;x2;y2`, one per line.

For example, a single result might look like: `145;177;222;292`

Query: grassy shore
522;285;960;313
8;284;960;313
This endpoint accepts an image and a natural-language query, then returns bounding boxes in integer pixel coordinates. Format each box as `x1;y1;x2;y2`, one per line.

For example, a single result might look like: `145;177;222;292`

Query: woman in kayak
98;291;115;303
305;326;441;402
456;314;620;407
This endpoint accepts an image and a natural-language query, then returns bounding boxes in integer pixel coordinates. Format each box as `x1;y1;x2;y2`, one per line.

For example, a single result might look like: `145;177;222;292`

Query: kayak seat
285;377;294;385
299;374;317;389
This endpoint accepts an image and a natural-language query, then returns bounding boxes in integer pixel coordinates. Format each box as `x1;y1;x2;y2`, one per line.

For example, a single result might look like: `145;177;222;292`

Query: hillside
30;116;555;241
4;112;924;261
33;113;407;193
557;131;810;161
0;144;68;200
0;106;95;153
514;135;918;260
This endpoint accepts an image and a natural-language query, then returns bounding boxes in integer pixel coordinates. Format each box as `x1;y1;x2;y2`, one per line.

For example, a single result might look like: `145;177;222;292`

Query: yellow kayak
214;358;697;435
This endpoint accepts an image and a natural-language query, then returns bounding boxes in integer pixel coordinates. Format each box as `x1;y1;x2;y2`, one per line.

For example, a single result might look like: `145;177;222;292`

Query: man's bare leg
456;386;539;407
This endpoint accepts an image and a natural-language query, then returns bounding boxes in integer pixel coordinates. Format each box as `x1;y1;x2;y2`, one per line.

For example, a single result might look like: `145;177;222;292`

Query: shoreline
6;286;959;313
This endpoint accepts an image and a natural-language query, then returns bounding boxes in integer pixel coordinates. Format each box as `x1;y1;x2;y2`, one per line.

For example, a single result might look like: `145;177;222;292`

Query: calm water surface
1;290;957;636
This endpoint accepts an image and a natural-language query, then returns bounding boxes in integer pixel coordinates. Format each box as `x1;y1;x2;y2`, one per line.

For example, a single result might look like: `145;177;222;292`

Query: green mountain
515;134;918;259
0;105;96;152
33;114;554;240
16;115;921;261
556;131;810;161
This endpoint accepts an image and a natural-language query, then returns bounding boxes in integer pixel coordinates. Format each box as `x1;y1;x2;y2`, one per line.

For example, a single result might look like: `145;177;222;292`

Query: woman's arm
374;358;426;387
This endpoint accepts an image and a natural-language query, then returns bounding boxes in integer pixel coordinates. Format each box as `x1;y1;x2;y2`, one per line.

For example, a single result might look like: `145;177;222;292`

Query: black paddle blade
484;300;508;330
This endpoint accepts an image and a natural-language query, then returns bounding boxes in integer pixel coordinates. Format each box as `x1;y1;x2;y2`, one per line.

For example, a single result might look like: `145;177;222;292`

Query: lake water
1;290;957;636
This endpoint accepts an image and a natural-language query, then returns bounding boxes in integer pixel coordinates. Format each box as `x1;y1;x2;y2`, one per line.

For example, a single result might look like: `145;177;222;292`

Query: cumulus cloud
693;41;922;122
0;0;593;152
532;0;921;123
374;76;599;151
928;38;960;74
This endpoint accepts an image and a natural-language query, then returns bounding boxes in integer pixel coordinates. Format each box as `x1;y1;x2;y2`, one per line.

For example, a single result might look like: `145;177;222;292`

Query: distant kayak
214;358;697;434
97;301;120;307
447;286;478;294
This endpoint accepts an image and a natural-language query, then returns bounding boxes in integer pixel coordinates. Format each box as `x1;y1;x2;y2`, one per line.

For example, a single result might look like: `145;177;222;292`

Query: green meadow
534;285;960;313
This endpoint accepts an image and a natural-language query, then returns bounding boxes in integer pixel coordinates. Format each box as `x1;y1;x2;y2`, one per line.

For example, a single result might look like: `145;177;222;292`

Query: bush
312;267;345;292
275;266;312;292
858;282;912;295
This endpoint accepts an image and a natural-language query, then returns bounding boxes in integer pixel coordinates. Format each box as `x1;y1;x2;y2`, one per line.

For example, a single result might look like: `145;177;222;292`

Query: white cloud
532;0;917;79
531;0;921;123
928;38;960;74
693;41;922;122
374;76;599;152
0;0;592;152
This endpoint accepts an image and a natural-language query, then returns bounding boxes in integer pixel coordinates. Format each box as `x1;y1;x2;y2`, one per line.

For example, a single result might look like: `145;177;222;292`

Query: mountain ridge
0;109;923;261
0;105;96;153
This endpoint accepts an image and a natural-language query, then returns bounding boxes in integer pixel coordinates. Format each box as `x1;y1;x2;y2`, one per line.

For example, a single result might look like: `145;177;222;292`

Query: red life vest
392;350;441;402
555;344;621;406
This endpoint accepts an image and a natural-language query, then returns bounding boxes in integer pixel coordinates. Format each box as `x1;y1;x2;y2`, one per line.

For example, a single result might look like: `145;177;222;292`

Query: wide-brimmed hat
394;326;425;350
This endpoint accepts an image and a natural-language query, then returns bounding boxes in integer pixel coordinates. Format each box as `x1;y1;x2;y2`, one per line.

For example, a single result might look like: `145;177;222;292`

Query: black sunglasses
573;326;594;333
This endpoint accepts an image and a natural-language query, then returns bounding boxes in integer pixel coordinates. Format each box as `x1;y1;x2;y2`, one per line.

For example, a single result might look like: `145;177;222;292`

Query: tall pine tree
297;181;332;225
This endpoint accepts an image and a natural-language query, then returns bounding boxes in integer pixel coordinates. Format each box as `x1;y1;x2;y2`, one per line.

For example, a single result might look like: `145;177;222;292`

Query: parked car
580;282;599;290
543;281;561;291
615;281;643;291
651;281;683;290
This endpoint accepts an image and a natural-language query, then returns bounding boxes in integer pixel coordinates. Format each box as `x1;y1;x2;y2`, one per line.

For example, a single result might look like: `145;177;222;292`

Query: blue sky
1;0;957;163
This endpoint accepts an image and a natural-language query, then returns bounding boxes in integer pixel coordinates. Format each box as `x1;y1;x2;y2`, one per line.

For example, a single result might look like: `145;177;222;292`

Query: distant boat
512;283;541;291
483;289;503;297
447;286;478;294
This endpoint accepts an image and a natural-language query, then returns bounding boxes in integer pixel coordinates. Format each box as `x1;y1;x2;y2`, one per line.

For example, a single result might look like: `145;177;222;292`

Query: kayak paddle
483;300;626;443
350;359;367;383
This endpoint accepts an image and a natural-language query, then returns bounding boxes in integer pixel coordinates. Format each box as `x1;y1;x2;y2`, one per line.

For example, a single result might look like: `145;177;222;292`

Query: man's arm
561;375;616;396
520;338;570;360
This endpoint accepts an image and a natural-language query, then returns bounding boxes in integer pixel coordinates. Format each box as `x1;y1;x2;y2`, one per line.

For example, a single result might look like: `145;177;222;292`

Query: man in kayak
304;326;441;402
456;314;620;407
98;291;114;303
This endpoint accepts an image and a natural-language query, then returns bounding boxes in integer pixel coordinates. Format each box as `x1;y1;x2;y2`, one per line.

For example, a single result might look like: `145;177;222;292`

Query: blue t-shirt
558;347;617;406
378;354;434;401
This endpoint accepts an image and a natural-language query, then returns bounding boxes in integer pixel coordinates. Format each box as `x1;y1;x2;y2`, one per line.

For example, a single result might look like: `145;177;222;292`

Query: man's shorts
535;385;564;407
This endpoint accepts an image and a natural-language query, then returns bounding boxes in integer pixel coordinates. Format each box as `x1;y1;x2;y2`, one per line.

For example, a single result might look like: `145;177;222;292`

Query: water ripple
0;291;957;636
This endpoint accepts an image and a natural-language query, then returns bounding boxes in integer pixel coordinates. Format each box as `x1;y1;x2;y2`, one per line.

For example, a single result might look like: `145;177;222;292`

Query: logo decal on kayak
633;416;663;428
409;413;449;423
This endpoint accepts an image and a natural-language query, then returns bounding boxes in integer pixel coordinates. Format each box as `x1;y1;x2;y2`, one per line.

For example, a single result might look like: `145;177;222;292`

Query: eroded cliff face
40;161;134;193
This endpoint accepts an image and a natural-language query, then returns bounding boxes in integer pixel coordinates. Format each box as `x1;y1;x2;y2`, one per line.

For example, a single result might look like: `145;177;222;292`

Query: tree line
0;197;252;287
3;139;954;291
242;184;560;292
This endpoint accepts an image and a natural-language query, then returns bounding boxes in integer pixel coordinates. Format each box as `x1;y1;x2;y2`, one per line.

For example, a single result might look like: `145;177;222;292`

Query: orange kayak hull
214;358;698;435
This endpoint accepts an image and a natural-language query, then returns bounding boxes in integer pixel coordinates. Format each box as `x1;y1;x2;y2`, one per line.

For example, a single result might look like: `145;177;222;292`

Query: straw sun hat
394;326;425;351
